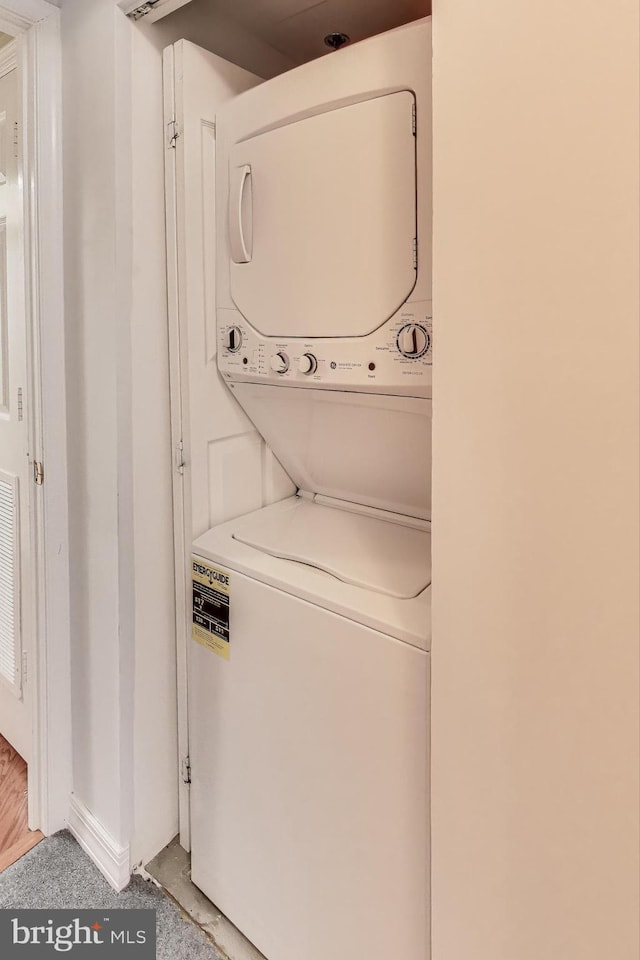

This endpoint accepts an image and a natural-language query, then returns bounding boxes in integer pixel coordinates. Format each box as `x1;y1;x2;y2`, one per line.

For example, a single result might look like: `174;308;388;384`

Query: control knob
297;353;318;375
397;323;429;358
270;352;289;374
225;326;242;353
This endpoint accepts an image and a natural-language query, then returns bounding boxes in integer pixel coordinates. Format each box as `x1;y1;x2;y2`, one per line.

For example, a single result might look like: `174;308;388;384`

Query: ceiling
181;0;430;65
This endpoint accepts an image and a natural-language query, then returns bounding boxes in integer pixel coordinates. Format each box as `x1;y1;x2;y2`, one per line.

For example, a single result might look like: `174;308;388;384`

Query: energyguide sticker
192;557;230;660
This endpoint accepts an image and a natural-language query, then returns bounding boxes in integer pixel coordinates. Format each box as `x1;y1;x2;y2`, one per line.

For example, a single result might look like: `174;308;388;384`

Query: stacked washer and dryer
190;18;432;960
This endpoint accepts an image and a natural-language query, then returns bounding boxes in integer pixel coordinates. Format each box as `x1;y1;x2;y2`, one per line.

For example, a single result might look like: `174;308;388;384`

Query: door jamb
163;42;192;850
0;0;70;836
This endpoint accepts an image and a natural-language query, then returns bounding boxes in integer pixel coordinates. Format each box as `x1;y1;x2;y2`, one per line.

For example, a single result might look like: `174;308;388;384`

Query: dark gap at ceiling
161;0;431;68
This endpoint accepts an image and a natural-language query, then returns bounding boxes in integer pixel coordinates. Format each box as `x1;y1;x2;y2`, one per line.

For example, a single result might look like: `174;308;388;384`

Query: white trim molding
0;38;17;78
0;9;31;35
21;8;71;838
68;795;132;893
0;0;72;842
0;0;56;37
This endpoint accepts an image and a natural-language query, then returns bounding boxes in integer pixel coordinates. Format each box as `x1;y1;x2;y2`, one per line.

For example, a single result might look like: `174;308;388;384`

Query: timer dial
397;323;430;358
225;326;243;353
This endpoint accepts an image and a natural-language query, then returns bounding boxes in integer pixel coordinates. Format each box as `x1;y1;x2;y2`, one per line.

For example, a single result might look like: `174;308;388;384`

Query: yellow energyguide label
192;557;231;660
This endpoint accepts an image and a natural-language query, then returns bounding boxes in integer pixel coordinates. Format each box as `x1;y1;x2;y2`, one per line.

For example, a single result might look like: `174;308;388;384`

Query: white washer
190;18;432;960
191;496;430;960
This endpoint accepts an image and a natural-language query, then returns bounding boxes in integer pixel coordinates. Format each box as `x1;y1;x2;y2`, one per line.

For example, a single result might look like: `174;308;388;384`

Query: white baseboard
67;795;131;892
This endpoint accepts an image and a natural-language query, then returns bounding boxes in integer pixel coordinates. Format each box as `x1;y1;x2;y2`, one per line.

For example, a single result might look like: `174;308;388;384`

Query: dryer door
227;91;417;338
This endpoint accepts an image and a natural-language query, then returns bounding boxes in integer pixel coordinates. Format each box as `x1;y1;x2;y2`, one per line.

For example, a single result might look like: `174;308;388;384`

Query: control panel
218;301;432;398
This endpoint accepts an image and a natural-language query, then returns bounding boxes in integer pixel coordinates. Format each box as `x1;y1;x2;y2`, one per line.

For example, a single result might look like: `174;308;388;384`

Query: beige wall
431;2;639;959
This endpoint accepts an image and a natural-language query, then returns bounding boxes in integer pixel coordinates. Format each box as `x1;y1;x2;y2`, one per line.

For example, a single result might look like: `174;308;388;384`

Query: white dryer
190;18;432;960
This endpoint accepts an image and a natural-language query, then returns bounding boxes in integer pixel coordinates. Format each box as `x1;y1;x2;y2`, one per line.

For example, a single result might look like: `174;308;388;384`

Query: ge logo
330;362;337;369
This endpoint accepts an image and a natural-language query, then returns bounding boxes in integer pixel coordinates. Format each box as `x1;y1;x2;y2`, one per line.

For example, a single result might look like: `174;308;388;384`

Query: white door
224;91;417;338
163;40;295;848
0;60;31;762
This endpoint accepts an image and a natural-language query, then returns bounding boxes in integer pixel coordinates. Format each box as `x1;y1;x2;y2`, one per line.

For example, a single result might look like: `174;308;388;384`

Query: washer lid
233;497;430;600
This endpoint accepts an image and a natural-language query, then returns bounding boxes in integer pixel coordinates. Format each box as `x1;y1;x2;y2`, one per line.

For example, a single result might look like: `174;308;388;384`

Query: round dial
270;352;289;374
297;353;318;375
397;323;430;358
225;326;242;353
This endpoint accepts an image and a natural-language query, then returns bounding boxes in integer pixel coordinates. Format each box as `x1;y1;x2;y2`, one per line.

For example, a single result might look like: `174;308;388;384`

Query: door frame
0;0;70;836
162;41;192;850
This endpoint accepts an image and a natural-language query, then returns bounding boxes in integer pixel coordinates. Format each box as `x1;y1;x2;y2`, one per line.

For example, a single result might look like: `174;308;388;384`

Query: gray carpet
0;831;222;959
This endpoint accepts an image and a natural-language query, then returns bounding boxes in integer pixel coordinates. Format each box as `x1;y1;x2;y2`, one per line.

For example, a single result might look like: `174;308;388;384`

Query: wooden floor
0;735;43;873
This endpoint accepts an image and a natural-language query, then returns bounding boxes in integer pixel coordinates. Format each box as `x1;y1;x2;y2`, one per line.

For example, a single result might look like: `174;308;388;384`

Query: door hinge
21;651;27;685
168;119;179;149
412;238;418;270
412;103;416;136
17;387;23;421
181;756;191;785
175;439;185;475
127;0;160;20
13;120;18;158
33;460;44;486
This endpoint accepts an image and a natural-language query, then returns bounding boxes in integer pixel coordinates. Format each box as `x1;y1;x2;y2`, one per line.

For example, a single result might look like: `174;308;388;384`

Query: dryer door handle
230;164;252;263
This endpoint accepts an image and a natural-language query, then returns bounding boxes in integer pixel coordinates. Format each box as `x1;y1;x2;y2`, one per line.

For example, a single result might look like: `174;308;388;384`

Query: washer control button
225;326;243;353
270;352;289;374
297;353;318;375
